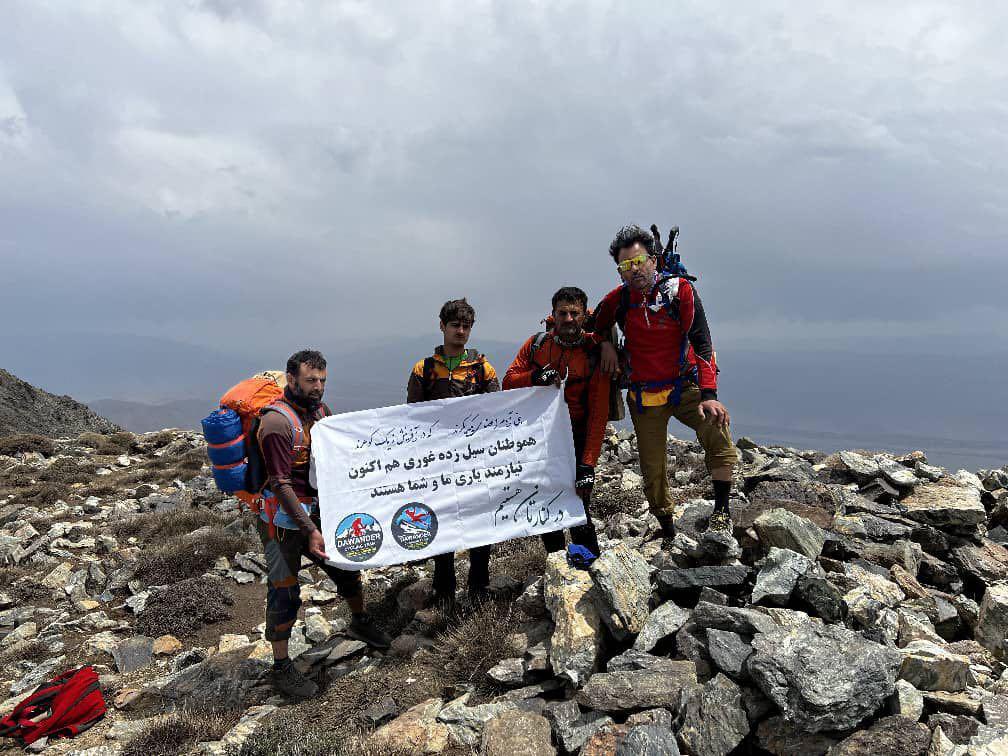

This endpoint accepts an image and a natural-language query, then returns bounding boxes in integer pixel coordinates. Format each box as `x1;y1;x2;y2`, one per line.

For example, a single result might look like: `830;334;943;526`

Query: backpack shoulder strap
263;400;305;450
615;285;631;330
531;331;549;356
422;356;437;393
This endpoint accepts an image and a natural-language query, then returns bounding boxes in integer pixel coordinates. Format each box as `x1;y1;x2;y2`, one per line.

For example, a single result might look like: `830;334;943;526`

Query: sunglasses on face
616;253;649;273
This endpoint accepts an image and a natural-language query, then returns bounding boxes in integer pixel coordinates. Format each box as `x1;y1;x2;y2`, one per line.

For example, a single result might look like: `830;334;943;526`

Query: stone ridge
0;367;120;437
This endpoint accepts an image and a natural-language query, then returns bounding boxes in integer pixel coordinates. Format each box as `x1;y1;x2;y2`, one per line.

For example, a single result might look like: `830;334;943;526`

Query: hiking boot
347;612;392;650
271;660;318;699
657;514;676;550
707;509;733;535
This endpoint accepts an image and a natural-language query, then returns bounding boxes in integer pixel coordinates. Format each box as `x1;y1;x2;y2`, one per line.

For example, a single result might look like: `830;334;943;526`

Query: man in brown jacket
406;299;500;607
257;349;390;699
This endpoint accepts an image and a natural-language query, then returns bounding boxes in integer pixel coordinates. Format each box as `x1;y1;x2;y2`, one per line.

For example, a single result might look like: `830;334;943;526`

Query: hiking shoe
707;510;733;535
347;612;392;650
271;660;318;699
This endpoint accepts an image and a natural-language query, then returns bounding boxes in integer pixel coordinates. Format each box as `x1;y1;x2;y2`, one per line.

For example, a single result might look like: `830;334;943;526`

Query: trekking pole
650;224;664;269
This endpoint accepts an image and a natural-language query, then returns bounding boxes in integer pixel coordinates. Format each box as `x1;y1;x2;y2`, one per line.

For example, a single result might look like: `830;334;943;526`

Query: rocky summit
0;369;120;439
1;419;1008;755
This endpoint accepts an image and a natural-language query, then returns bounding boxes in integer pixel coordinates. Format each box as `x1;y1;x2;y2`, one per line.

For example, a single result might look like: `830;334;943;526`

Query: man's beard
287;383;322;411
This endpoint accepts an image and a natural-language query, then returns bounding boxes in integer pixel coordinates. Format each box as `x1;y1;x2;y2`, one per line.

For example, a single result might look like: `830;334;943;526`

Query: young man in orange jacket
407;298;500;606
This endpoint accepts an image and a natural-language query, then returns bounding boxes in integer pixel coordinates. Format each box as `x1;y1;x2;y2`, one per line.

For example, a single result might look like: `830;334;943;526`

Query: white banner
311;386;586;570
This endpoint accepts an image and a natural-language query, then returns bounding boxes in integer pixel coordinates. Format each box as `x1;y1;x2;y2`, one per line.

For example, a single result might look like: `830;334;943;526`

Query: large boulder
544;552;604;686
825;715;930;756
898;640;974;692
482;710;556;756
676;673;749;756
753;508;827;559
901;483;986;536
576;667;698;712
590;542;653;640
976;582;1008;660
634;601;691;652
747;623;902;732
752;547;813;606
370;699;450;755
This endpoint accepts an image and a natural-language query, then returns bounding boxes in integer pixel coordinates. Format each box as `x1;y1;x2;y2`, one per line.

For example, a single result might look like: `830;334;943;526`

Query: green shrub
77;430;136;455
0;434;55;457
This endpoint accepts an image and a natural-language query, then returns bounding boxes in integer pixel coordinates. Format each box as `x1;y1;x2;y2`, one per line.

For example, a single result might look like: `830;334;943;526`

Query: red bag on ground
0;666;106;746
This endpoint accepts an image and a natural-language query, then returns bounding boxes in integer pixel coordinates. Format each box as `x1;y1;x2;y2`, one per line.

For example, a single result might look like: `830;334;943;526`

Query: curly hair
608;224;656;261
439;298;476;325
551;286;588;312
286;349;326;376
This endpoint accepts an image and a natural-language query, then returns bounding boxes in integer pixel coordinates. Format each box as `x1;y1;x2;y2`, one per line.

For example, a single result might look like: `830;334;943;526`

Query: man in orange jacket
503;286;606;555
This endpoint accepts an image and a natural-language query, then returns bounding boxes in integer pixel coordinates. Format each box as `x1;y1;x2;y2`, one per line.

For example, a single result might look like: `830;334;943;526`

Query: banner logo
391;503;439;551
334;513;383;562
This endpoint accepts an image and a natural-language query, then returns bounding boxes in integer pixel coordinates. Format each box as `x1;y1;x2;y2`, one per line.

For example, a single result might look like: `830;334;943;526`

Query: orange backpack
213;372;285;509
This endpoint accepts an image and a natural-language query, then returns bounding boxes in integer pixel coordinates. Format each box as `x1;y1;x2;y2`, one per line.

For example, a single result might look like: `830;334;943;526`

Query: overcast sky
2;1;1007;362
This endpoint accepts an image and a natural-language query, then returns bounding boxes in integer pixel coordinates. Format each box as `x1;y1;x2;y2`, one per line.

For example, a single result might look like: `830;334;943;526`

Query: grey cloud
1;0;1006;362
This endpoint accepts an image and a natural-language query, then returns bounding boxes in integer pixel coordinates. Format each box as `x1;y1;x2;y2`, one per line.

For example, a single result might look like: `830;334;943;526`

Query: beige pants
628;384;738;516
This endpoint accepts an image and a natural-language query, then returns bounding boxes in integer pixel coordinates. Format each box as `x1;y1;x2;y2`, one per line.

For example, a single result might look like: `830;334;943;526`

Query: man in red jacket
594;225;738;535
503;286;606;555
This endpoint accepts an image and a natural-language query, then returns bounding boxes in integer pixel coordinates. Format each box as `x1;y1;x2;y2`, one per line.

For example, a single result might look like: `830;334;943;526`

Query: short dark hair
286;349;327;377
551;286;588;312
609;224;655;261
439;298;475;325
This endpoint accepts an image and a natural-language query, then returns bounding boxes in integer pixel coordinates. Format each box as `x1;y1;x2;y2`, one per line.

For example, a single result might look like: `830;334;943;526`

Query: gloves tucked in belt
532;364;561;386
575;463;595;491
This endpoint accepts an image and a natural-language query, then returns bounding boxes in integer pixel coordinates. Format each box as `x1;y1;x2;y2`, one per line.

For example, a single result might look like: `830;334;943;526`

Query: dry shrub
3;464;40;487
131;520;255;586
490;536;546;583
84;480;120;498
121;705;241;756
77;430;136;455
135;575;234;638
175;447;208;472
0;639;50;667
133;541;214;586
9;575;50;603
593;483;646;521
113;508;246;544
143;431;175;449
8;482;70;509
427;600;523;696
39;456;97;485
240;663;438;756
0;434;55;457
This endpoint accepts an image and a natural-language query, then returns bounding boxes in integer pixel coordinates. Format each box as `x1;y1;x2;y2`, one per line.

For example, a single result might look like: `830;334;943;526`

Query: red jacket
593;276;718;399
502;333;609;467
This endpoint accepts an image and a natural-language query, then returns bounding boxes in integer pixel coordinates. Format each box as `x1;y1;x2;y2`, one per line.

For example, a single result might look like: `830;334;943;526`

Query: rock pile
1;423;1007;755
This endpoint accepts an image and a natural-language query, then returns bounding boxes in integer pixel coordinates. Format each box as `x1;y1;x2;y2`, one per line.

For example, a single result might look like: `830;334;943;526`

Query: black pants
541;488;600;556
432;546;492;599
542;428;601;556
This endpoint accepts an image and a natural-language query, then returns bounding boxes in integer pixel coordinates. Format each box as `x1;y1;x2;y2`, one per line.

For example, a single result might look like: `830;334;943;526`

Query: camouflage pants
256;513;362;641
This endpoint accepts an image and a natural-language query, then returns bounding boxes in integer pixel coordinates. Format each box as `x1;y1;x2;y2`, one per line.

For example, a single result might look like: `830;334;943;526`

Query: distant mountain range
3;330;1007;470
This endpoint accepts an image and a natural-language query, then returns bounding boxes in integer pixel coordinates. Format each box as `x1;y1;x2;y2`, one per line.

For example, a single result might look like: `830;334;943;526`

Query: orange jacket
502;333;608;467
